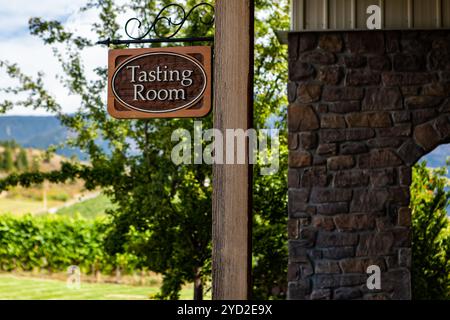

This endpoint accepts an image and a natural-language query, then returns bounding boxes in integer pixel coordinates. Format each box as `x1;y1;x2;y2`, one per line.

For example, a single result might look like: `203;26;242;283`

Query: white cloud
0;0;109;116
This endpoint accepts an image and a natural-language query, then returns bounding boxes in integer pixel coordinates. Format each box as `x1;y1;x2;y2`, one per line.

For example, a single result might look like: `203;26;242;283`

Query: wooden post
212;0;254;300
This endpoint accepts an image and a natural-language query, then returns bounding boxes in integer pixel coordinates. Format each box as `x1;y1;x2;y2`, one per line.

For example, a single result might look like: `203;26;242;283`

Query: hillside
0;116;110;159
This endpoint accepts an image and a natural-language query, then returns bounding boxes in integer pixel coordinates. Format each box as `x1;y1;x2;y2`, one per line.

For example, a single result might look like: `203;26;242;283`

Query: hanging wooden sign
108;46;212;119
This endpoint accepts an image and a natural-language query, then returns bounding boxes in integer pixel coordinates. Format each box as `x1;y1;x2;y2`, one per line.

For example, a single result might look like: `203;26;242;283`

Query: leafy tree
15;148;29;172
0;0;290;299
411;161;450;300
1;147;14;172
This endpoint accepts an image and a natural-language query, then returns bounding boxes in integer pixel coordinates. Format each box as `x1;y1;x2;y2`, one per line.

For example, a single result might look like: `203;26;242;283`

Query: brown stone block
422;83;450;96
440;99;450;113
398;166;412;186
362;87;402;111
381;269;411;299
341;142;368;155
318;34;343;53
318;66;343;85
316;202;349;215
397;140;424;166
288;133;299;150
289;61;315;81
316;232;359;248
339;257;386;273
414;122;441;151
350;189;389;213
346;112;392;128
300;50;336;65
322;247;355;259
346;70;381;86
347;32;385;54
310;188;352;203
377;124;412;138
370;168;396;187
314;274;367;289
398;248;412;268
323;87;364;102
344;55;367;68
358;149;402;169
287;82;297;102
388;187;411;206
434;115;450;141
310;289;331;300
288;262;300;280
346;128;376;141
288;169;300;188
317;143;337;156
368;112;392;128
299;33;318;52
392;228;411;247
297;83;322;103
346;113;369;127
315;260;341;274
405;96;443;109
319;129;347;143
328;155;355;170
367;137;404;148
301;166;329;188
334;287;362;300
334;170;369;187
288;103;319;132
401;85;421;96
321;114;346;129
288;33;300;60
289;150;312;168
385;31;400;53
429;49;450;71
328;101;361;113
411;109;439;126
356;232;395;256
334;214;376;232
312;216;335;231
287;280;311;300
368;55;391;71
382;72;435;86
393;53;425;72
299;132;318;150
392;111;411;123
289;240;314;259
397;207;412;227
288;219;300;239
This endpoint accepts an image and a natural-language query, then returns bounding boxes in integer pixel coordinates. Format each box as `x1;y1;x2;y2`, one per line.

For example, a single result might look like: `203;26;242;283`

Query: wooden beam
212;0;254;300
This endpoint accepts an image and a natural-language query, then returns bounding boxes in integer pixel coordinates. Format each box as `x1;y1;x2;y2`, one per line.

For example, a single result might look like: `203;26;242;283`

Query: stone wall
287;30;450;300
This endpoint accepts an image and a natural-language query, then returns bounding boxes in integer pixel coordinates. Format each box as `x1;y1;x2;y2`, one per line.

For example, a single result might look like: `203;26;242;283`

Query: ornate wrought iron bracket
97;3;214;46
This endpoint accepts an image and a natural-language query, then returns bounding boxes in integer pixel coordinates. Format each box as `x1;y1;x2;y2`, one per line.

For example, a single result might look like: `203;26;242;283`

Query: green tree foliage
15;149;29;172
1;147;14;172
411;161;450;300
0;214;121;273
0;0;290;299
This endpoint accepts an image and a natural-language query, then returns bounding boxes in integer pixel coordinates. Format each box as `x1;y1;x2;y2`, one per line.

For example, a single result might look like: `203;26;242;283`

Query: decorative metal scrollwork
97;3;214;46
125;2;214;40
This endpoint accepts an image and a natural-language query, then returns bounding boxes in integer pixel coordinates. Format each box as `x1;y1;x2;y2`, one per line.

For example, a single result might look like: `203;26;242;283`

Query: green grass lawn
0;274;193;300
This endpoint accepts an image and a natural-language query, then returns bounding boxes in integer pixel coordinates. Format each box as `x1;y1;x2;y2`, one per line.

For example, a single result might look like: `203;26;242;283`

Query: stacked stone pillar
287;30;450;300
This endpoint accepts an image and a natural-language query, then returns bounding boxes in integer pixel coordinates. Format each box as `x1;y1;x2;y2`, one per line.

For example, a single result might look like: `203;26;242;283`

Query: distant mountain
0;116;92;159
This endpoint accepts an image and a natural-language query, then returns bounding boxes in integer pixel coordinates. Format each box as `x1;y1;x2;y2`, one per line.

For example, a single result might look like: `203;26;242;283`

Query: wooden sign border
107;46;212;119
